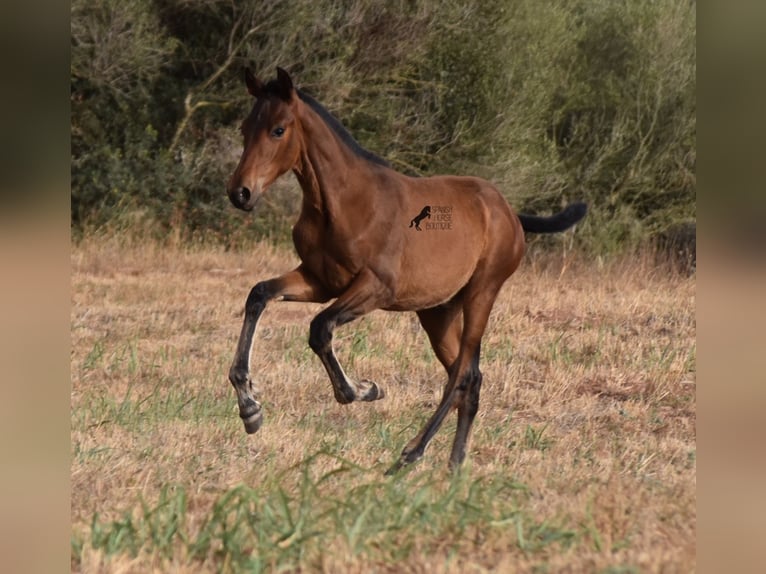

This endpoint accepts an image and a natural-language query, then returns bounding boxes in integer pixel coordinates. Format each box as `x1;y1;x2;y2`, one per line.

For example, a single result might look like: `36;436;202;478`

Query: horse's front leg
308;268;391;404
229;266;329;434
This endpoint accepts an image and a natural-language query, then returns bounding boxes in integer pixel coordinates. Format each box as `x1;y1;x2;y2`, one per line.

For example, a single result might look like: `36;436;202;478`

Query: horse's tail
518;202;587;234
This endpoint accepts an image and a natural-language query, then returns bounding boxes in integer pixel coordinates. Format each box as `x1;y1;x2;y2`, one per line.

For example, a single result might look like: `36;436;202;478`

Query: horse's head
227;67;302;211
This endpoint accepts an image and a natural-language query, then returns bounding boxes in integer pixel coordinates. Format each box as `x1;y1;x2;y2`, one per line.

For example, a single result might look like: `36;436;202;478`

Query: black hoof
384;460;405;476
384;447;421;475
242;411;263;434
239;401;263;434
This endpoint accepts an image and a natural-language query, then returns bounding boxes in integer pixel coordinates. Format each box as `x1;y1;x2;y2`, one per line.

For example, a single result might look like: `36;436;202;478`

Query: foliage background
71;0;696;255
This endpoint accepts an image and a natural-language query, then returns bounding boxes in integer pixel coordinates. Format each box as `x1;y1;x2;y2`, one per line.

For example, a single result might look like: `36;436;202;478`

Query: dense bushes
71;0;695;254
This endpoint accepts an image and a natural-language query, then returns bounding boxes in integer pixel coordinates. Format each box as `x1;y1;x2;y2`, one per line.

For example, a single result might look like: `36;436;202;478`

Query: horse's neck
293;105;366;216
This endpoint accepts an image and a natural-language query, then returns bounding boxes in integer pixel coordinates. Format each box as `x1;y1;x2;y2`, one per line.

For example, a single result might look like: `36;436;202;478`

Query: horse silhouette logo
409;206;431;231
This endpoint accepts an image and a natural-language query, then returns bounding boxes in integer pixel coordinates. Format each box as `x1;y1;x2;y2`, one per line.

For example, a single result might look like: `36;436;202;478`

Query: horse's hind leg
308;269;391;404
229;266;329;434
387;287;499;474
384;302;462;474
448;346;482;469
416;301;462;373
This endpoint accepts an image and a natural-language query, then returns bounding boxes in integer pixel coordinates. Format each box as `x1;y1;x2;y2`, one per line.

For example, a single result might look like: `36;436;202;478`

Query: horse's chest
293;225;357;295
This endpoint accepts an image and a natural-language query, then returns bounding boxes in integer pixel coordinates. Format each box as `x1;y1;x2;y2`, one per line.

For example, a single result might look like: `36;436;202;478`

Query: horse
226;67;587;473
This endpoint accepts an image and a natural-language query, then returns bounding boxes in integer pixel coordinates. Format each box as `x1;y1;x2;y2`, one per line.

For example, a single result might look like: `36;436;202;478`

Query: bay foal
226;68;586;472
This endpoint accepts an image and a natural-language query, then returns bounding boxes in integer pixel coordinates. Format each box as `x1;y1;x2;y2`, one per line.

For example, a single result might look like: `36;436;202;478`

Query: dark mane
259;78;390;168
296;90;391;168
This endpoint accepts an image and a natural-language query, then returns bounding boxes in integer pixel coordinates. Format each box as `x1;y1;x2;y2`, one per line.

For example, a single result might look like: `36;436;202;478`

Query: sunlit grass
71;238;695;572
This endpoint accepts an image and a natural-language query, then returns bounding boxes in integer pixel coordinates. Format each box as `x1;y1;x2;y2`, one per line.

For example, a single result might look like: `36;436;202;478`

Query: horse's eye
271;126;286;138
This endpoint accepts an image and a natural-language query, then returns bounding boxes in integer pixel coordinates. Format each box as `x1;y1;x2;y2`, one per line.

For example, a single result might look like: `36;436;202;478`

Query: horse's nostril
229;185;255;211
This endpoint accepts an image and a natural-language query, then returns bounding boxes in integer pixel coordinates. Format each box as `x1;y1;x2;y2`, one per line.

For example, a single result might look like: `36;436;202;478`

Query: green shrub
71;0;695;255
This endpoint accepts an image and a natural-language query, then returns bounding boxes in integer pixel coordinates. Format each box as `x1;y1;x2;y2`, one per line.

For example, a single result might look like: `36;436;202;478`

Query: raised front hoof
357;379;385;402
332;380;386;405
239;402;263;434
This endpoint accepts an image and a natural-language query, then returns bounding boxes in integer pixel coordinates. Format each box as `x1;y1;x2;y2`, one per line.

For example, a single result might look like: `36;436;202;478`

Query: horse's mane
258;77;390;168
296;89;391;168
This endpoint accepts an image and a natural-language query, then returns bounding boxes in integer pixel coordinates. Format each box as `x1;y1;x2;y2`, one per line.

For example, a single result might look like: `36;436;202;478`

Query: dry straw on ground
71;237;695;572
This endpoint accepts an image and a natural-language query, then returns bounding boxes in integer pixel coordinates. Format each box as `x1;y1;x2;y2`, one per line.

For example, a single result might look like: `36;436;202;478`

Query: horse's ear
245;68;264;98
275;67;294;101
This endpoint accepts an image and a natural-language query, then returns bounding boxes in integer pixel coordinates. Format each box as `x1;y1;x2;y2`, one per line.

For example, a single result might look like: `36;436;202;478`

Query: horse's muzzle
229;186;253;211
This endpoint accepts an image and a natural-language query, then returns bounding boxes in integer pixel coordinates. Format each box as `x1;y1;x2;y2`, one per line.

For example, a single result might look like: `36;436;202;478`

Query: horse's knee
245;281;272;316
308;314;332;353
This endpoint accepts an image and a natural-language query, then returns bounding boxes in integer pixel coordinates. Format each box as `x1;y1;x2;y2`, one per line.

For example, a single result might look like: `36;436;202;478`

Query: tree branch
168;22;262;155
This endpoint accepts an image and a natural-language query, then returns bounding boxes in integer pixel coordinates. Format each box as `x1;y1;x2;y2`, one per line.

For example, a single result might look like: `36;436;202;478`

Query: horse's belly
385;239;479;310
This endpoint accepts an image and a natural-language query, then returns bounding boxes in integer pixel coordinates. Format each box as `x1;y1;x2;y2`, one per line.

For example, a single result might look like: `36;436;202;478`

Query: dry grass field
70;237;695;573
